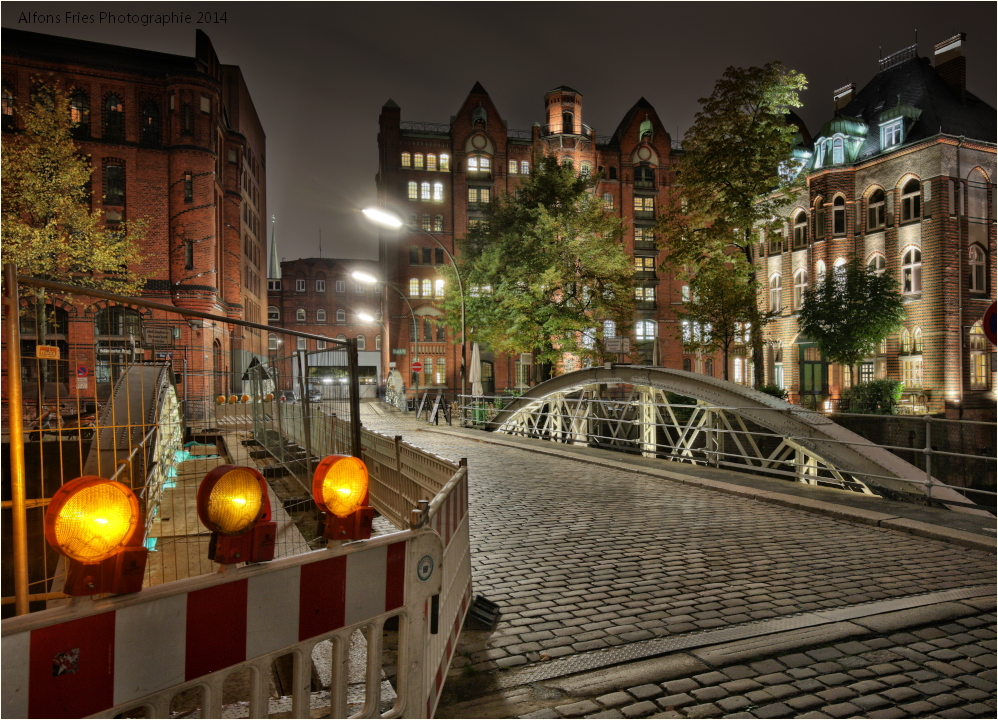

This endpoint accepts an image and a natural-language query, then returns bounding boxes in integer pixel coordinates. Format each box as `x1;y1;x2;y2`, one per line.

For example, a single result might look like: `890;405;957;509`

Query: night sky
4;2;996;264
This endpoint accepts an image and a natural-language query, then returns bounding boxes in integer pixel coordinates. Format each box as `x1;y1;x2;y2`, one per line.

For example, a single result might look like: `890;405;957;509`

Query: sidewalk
358;405;996;718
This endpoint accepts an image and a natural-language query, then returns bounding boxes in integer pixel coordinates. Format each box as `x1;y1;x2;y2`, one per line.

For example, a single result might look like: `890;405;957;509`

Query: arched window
816;260;827;282
336;334;346;342
401;152;411;167
318;335;327;350
902;248;922;294
683;358;692;372
832;137;844;165
467;155;491;175
813;139;825;169
407;182;418;200
867;189;886;230
580;162;592;178
434;278;445;297
793;211;807;247
104;163;125;206
70;90;90;138
833;257;848;276
913;327;922;353
335;309;346;322
420;182;431;200
901;328;911;353
969;323;990;389
868;254;886;275
104;94;124;141
793;269;808;309
316;309;326;322
413;153;424;169
635;320;656;341
268;305;280;321
1;83;14;131
705;359;714;377
296;308;306;321
375;335;382;350
427;154;437;171
141;101;160;146
901;179;921;222
769;275;782;312
268;333;279;351
832;196;846;235
439;154;450;171
433;182;443;202
422;279;432;297
969;245;987;292
356;335;366;351
409;278;419;296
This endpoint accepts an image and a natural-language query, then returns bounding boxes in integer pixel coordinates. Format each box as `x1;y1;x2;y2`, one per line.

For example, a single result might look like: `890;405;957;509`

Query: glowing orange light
45;477;141;563
312;456;368;517
197;466;265;535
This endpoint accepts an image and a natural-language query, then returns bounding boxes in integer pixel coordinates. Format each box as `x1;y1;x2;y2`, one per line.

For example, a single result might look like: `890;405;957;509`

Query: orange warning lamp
312;455;375;541
44;476;148;596
197;465;276;564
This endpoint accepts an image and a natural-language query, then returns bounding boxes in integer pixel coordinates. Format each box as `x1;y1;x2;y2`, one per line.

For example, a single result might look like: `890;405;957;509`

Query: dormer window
813;139;825;169
832;137;844;165
881;119;903;150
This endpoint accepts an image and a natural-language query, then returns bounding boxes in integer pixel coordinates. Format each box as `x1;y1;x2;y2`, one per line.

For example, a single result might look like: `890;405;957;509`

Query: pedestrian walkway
357;405;996;718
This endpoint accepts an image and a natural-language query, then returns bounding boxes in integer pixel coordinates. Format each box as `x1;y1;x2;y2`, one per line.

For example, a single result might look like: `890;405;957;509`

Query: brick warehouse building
2;29;268;413
376;84;694;393
754;35;996;416
266;256;383;397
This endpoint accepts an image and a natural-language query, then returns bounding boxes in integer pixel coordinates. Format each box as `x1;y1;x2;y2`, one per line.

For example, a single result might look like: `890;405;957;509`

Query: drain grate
491;584;994;689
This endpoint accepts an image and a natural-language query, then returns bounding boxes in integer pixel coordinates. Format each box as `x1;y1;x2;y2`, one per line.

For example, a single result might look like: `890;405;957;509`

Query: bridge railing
463;391;996;512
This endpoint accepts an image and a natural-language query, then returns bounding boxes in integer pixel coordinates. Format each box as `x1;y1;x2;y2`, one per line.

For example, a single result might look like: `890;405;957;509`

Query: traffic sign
983;300;997;346
77;366;88;377
411;361;423;372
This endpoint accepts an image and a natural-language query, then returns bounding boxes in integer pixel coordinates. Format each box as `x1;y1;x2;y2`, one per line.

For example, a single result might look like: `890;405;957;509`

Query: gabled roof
821;55;995;162
469;81;489;95
608;97;658;146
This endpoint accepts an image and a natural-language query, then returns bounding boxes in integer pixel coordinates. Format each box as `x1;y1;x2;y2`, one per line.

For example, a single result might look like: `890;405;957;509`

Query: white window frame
901;179;921;223
969;244;986;292
407;181;417;200
315;279;325;292
268;333;279;351
335;309;346;322
267;306;280;321
420;182;431;200
316;308;326;322
295;278;306;292
335;280;346;293
297;337;307;351
880;119;903;150
296;308;306;322
409;278;419;296
769;274;782;312
902;248;922;294
793;269;808;309
356;335;366;351
832;136;844;165
867;189;886;230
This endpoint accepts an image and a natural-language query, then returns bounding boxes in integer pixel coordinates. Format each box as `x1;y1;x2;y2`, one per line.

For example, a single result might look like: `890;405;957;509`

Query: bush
758;384;789;401
842;379;903;415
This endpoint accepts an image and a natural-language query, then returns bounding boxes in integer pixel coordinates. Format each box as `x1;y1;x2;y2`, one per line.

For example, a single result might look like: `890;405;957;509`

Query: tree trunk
722;345;730;381
743;230;765;389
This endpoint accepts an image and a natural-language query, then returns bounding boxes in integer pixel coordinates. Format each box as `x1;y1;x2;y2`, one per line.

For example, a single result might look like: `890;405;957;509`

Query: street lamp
352;271;420;401
362;207;467;400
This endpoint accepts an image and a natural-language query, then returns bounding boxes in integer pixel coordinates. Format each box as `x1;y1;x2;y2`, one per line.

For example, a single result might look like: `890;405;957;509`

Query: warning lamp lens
205;467;264;535
313;456;368;517
50;481;138;562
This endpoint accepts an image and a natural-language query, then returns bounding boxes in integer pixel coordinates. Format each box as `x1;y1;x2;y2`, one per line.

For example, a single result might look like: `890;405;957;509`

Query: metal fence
2;268;362;617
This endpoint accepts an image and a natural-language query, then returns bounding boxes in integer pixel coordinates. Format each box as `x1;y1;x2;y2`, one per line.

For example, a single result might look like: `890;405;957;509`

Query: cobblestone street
358;406;996;718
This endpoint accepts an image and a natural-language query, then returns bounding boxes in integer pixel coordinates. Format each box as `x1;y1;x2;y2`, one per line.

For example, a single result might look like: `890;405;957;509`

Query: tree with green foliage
438;154;634;370
798;257;907;383
675;256;764;381
656;62;807;387
2;82;147;342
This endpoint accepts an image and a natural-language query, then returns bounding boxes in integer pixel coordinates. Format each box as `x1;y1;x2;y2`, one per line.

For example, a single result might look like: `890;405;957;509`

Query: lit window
421;182;431;200
832;137;844;165
881;119;903;150
434;215;443;232
901;328;911;353
634;256;656;273
433;182;443;202
633;197;655;214
603;193;614;209
268;306;280;321
867;189;886;230
816;260;827;282
317;309;326;322
814;139;825;169
902;248;922;294
69;90;90;137
422;279;432;296
769;275;782;312
969;245;986;292
409;278;419;296
793;211;808;246
508;159;518;174
635;287;656;304
407;181;418;200
421;214;431;231
316;279;325;292
440;154;450;171
427;154;437;171
833;196;846;235
900;179;921;222
580;162;592;177
793;269;808;309
969;324;990;389
902;357;923;388
402;152;411;167
435;358;446;385
335;280;346;293
1;83;13;132
681;285;690;302
868;254;886;275
414;153;424;169
636;320;656;341
356;335;366;351
469;187;490;204
913;327;922;353
336;309;346;322
295;278;306;292
435;278;445;297
468;155;491;173
603;320;617;339
268;333;279;350
296;308;306;321
520;161;529;175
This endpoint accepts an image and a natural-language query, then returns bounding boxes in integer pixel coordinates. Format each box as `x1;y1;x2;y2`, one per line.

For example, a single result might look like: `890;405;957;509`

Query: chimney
833;83;856;111
934;33;967;98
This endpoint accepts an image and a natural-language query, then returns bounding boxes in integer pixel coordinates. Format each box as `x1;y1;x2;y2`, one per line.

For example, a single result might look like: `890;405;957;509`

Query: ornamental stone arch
488;365;977;512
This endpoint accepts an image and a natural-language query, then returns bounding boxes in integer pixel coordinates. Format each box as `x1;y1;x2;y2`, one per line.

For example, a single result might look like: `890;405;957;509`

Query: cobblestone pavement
357;407;996;717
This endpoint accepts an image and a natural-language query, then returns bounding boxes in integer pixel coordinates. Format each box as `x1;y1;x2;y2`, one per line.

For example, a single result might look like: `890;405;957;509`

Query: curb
416;425;996;554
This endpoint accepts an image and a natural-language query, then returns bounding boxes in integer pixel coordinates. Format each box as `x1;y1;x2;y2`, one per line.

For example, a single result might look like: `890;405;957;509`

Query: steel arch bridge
487;365;970;508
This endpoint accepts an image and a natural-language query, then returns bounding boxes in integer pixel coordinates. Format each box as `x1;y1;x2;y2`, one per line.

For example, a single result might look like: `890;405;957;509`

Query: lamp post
352;271;420;403
363;207;467;401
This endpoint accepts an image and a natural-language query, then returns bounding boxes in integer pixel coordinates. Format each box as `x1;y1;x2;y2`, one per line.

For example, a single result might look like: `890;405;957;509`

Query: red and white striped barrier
2;533;442;719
